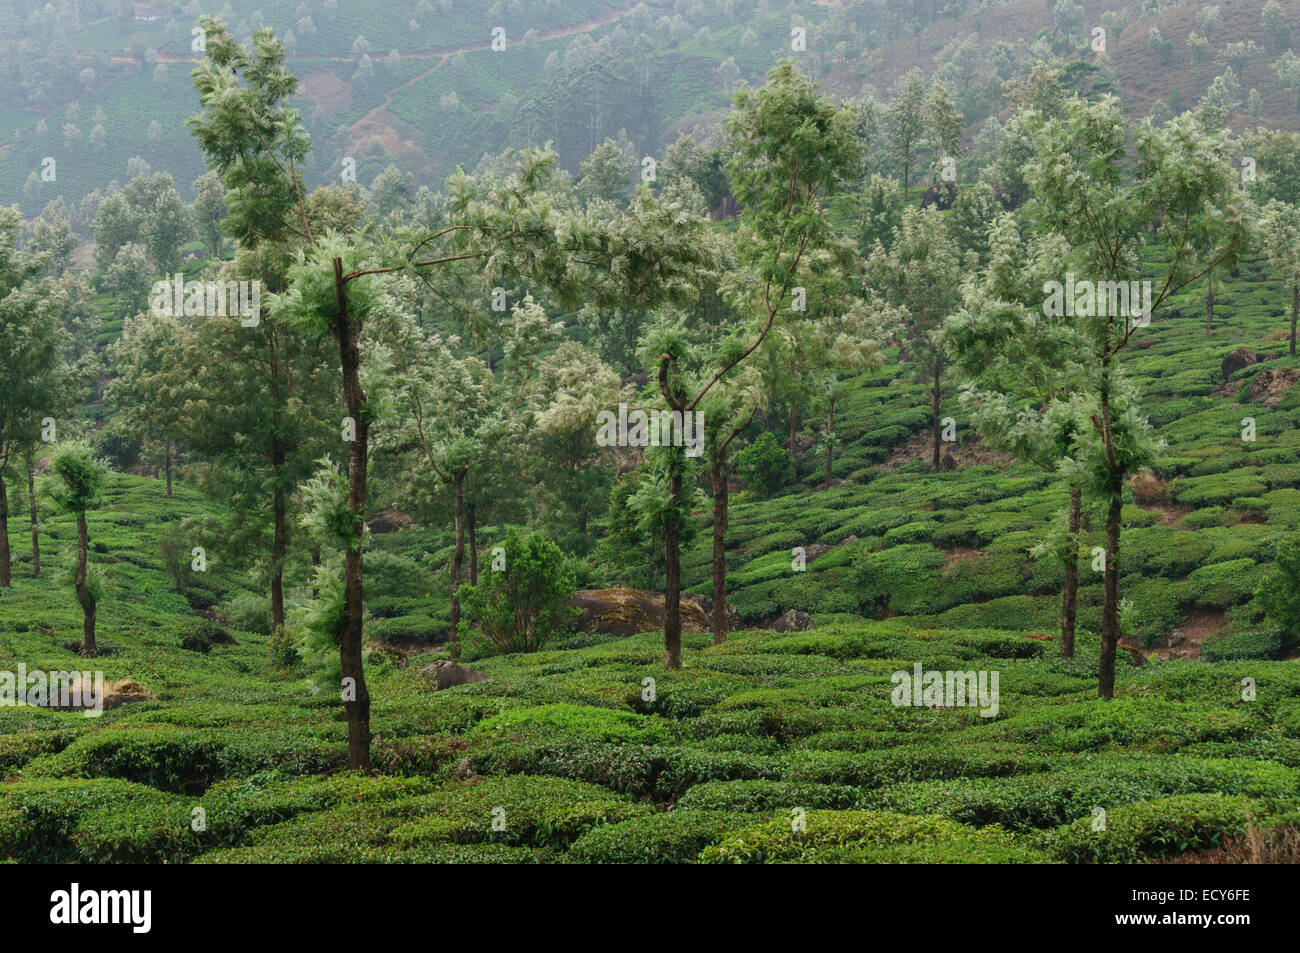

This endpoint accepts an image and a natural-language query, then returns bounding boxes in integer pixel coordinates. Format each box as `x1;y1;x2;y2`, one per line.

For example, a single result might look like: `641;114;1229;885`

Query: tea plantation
1;243;1297;865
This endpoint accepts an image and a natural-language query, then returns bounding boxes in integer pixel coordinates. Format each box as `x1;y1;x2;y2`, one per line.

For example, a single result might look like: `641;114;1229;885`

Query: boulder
1248;366;1300;408
418;660;490;690
801;543;832;563
1221;347;1258;381
567;588;713;636
49;677;153;713
771;609;813;632
692;594;744;631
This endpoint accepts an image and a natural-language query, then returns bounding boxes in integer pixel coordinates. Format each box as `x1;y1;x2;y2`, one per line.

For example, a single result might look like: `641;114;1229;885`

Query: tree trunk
931;355;943;470
1291;283;1297;357
311;546;321;600
1096;349;1123;700
1060;483;1081;658
0;475;10;587
788;403;797;453
164;442;173;498
1205;273;1214;333
270;462;287;631
710;453;729;645
449;470;466;661
823;400;834;491
76;512;96;657
664;464;683;669
333;257;371;772
27;460;39;579
1098;491;1122;699
467;502;478;586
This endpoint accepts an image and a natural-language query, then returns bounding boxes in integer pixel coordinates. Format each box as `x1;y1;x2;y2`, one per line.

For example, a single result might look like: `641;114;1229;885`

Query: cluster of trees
8;15;1300;770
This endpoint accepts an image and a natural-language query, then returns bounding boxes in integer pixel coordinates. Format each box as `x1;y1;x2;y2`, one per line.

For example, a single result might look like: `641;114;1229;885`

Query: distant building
132;6;164;22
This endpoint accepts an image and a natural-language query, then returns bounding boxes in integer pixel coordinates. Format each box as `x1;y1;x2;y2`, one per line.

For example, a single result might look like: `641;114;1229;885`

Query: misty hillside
5;0;1300;214
4;0;1300;883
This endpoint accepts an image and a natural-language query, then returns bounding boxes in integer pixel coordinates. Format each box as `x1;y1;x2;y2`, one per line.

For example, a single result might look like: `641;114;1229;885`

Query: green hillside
3;257;1299;863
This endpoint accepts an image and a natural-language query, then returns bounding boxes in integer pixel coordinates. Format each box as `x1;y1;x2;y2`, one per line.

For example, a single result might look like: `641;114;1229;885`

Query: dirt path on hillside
1152;608;1229;661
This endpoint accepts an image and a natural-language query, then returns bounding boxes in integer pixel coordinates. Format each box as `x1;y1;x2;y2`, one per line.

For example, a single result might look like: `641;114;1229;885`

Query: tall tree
0;206;66;587
51;443;104;657
1261;200;1300;356
887;69;927;194
865;205;962;470
193;21;710;768
944;214;1088;656
649;61;860;669
1025;99;1249;698
106;312;190;498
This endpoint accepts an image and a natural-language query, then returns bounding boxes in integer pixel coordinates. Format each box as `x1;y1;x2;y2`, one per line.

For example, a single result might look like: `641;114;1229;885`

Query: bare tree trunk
0;475;10;587
27;460;39;579
76;512;96;657
823;399;834;491
1205;272;1214;333
1061;483;1081;658
931;354;943;470
664;464;683;669
1291;284;1297;357
449;470;466;661
270;460;287;631
1098;356;1122;700
710;453;728;645
1098;492;1122;699
164;442;173;498
333;257;371;771
467;502;478;587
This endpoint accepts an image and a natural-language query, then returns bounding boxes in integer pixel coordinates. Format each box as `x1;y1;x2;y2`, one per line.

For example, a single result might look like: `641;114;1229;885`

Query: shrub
735;431;795;498
851;544;946;615
1046;794;1257;863
459;529;577;653
565;810;754;863
1255;533;1300;649
697;809;1035;863
1187;559;1264;608
1201;628;1284;662
222;592;272;635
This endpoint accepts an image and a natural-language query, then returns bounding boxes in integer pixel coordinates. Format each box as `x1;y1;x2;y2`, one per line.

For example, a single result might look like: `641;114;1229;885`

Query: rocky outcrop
418;660;489;690
771;609;813;632
1221;347;1258;381
567;588;715;636
48;677;153;713
1249;366;1300;408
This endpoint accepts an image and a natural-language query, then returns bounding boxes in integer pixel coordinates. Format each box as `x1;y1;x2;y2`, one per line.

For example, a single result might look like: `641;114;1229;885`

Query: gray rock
418;660;490;690
1221;347;1258;381
771;609;813;632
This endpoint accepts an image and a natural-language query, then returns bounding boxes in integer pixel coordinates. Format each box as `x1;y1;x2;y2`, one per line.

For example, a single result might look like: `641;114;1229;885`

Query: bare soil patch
1151;607;1229;661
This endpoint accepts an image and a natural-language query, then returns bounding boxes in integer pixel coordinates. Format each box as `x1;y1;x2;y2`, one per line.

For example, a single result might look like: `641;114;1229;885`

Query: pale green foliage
0;206;67;474
298;460;360;552
1261;200;1300;288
